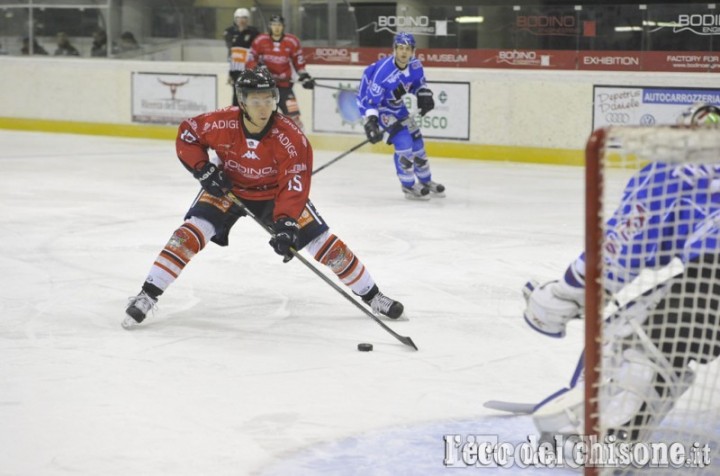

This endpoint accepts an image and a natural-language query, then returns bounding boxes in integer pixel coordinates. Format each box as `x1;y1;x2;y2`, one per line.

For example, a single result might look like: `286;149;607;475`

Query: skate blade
377;312;410;322
121;315;141;329
403;193;431;201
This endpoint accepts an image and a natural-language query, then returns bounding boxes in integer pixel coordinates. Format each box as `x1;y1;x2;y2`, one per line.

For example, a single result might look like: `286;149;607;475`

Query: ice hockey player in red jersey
123;67;403;328
246;15;315;129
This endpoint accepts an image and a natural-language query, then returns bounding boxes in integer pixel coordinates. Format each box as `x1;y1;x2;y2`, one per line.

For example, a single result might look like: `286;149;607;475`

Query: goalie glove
364;116;383;144
523;280;583;338
416;88;434;116
297;72;315;90
193;161;231;197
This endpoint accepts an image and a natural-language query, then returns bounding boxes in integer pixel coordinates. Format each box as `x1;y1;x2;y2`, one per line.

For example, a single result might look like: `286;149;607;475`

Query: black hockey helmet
235;67;279;107
268;15;285;35
268;14;284;27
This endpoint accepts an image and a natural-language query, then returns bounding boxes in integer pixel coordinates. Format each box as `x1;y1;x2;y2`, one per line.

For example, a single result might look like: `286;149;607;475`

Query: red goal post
583;125;720;476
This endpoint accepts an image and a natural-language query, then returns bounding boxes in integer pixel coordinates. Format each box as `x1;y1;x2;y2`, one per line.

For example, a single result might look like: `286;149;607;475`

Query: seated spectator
54;32;80;56
91;29;108;57
21;37;48;55
118;31;140;53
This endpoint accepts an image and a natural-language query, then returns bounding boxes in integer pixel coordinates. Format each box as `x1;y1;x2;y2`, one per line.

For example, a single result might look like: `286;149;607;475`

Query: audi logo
605;112;630;124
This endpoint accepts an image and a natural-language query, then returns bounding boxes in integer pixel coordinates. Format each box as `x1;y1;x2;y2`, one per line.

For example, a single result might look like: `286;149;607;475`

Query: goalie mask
235;68;279;112
678;103;720;126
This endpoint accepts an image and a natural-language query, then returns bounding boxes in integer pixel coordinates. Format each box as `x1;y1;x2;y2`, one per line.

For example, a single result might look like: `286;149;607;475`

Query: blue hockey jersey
567;162;720;292
357;55;429;124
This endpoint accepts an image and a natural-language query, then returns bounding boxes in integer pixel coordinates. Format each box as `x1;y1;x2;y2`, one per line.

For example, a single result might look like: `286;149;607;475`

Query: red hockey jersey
176;107;312;221
246;33;307;88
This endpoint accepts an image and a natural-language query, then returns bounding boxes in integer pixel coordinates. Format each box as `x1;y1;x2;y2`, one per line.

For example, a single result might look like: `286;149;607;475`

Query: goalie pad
522;279;584;338
533;323;694;446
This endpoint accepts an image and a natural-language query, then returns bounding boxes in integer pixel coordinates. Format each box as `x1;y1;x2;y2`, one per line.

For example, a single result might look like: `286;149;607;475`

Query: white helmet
234;8;250;19
678;103;720;126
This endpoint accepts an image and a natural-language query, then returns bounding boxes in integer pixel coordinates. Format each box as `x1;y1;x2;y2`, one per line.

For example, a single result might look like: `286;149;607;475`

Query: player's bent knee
413;155;428;168
308;232;355;273
186;216;216;244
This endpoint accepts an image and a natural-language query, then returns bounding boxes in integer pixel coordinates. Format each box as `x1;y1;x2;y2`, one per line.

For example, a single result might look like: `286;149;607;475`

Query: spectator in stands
54;32;80;56
21;37;48;55
118;31;140;53
91;29;109;57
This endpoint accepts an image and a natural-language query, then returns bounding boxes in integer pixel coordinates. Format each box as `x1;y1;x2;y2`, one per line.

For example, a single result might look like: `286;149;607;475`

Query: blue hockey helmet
393;32;416;48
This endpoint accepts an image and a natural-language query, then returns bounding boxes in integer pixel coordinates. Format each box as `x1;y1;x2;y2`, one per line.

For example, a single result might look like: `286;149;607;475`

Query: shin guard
308;232;374;296
146;218;213;291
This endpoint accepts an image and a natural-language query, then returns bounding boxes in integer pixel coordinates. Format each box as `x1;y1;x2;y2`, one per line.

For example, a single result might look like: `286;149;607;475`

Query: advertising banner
132;72;217;124
592;85;720;129
304;47;720;72
312;79;470;140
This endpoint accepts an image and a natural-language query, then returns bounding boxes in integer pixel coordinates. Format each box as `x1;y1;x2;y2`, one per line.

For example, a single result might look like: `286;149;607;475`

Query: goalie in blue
521;103;720;449
356;32;445;200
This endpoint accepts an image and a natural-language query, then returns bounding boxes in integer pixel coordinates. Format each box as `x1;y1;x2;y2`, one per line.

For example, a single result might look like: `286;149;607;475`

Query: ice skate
363;287;404;319
401;183;430;200
422;180;445;197
122;290;157;329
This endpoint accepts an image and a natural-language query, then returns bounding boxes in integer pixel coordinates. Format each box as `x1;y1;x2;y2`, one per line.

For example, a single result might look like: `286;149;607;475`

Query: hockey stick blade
280;248;418;351
483;400;536;415
226;192;418;351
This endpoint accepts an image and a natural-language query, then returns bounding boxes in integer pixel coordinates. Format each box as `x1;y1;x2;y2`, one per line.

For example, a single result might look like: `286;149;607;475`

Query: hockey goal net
584;126;720;475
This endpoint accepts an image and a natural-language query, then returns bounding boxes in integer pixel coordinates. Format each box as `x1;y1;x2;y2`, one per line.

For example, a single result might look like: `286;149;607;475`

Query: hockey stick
225;192;419;351
483;400;536;415
312;139;371;175
313;83;358;92
312;112;420;176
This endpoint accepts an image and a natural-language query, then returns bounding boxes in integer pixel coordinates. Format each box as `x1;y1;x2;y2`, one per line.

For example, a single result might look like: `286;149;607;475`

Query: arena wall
1;56;717;165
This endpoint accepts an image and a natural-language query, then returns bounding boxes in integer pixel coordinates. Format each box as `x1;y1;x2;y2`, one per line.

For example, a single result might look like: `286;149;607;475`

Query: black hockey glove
389;83;407;106
364;116;383;144
298;72;315;90
416;88;434;116
193;161;231;197
269;217;299;262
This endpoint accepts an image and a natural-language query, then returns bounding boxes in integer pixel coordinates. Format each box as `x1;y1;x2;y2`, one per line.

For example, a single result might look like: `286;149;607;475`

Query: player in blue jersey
520;103;720;446
357;32;445;200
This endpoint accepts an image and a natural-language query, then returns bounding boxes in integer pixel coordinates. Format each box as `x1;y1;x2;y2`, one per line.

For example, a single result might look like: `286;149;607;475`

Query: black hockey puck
357;343;373;352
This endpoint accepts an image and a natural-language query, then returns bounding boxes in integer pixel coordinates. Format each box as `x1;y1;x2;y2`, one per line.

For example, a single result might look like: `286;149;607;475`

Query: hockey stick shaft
311;112;420;176
312;139;370;175
225;192;418;351
313;83;358;92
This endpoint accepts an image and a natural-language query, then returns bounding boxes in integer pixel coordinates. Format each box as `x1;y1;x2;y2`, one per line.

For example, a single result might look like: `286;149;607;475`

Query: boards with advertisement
312;79;470;141
305;47;720;72
132;73;217;125
592;85;720;129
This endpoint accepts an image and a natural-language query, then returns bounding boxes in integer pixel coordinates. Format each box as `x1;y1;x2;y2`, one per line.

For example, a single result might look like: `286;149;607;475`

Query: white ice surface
0;130;595;475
